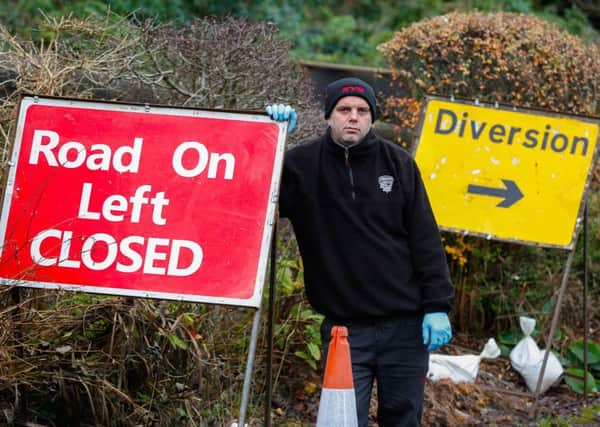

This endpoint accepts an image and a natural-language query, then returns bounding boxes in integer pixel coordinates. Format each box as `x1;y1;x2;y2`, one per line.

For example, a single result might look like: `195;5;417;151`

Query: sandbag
509;316;563;393
428;338;501;383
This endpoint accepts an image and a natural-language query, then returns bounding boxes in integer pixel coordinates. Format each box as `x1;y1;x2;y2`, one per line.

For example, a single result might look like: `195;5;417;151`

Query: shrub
379;12;600;339
379;12;600;145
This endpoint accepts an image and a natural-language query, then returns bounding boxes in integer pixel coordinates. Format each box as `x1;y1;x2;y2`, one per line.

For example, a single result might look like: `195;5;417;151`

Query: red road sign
0;96;286;307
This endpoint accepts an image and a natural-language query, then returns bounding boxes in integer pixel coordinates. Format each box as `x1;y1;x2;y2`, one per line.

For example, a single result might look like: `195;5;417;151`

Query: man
267;77;453;426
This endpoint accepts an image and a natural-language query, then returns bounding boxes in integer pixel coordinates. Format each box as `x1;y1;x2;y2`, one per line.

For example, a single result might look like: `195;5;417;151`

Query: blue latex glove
266;104;297;134
422;312;452;352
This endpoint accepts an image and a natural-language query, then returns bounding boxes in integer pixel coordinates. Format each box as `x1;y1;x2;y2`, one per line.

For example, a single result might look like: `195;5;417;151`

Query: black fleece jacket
279;128;453;321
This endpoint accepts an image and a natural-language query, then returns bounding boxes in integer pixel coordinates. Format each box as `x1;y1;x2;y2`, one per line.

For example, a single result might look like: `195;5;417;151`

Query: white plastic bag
509;316;563;394
427;338;501;383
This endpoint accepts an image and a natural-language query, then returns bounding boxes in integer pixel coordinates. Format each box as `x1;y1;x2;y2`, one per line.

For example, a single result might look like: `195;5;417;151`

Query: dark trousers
321;315;428;427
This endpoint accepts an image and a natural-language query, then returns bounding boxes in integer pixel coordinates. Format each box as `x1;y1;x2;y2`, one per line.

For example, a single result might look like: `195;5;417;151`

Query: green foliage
446;234;567;336
573;403;600;425
567;340;600;366
563;340;600;394
538;2;598;40
245;0;446;65
277;257;304;296
497;328;529;357
575;192;600;285
2;0;597;67
537;416;572;427
2;0;189;32
274;238;324;371
290;304;324;370
564;368;598;394
539;401;600;427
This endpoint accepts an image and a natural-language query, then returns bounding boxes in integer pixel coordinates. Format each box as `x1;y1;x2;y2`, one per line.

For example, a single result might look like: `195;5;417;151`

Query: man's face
327;96;372;145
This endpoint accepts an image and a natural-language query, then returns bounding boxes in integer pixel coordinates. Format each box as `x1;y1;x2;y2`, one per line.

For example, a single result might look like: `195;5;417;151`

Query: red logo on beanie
341;85;365;93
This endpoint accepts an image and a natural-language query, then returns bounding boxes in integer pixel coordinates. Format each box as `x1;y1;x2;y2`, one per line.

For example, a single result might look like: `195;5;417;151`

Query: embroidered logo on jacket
378;175;394;193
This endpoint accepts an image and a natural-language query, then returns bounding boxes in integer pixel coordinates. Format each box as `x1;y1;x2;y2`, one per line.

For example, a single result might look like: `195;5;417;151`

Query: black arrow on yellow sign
467;179;524;208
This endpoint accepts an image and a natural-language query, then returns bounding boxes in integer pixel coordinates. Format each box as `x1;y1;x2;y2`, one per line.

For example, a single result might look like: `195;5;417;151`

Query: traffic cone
316;326;358;427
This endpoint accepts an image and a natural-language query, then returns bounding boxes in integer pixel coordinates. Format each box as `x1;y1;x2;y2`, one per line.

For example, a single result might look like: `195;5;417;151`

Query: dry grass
0;14;320;426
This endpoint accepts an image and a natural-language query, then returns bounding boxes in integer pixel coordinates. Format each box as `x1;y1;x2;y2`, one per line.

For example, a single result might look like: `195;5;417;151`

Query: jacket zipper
344;146;356;200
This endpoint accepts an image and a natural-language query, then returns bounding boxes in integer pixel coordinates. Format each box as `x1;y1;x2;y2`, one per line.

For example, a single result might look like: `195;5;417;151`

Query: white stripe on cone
316;388;358;427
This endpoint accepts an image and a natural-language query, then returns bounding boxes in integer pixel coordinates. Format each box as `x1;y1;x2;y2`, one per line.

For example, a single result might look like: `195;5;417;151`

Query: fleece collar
325;127;378;155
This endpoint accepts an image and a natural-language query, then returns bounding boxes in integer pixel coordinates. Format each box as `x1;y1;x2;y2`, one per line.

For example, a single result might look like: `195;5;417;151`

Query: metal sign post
583;202;590;402
529;200;590;416
264;218;278;427
529;246;576;417
239;218;277;426
239;305;263;426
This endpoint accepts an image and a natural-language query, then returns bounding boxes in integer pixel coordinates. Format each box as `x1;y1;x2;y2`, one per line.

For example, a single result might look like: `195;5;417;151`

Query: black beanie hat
324;77;377;121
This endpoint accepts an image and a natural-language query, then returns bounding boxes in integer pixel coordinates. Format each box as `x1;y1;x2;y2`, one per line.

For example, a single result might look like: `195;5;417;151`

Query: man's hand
266;104;297;134
422;312;452;352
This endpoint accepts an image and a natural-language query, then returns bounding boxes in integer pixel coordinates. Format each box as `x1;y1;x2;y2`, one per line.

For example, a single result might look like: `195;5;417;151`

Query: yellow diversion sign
415;97;600;249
